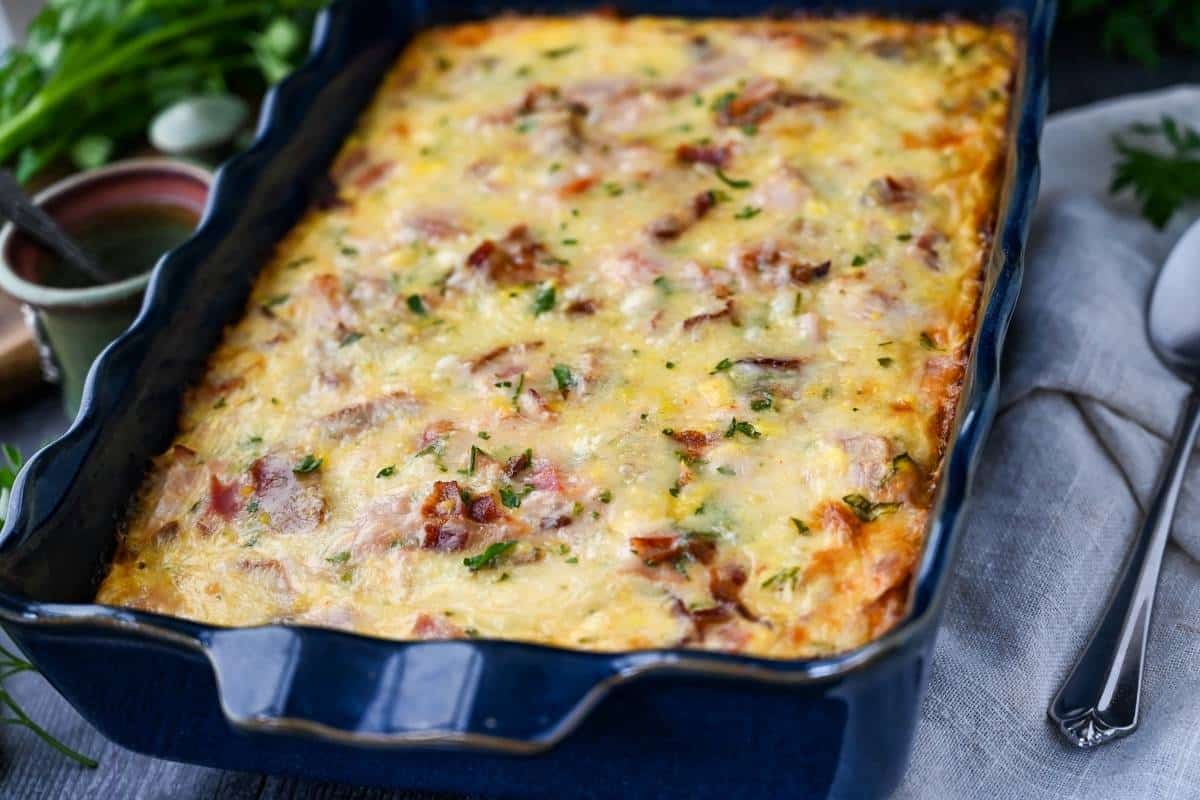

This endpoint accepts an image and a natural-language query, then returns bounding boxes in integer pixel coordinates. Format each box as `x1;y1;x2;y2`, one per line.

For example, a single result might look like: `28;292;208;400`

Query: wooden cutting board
0;294;40;403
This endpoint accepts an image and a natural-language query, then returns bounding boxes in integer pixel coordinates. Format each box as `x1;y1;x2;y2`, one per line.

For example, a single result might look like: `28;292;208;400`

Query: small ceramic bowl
0;158;211;416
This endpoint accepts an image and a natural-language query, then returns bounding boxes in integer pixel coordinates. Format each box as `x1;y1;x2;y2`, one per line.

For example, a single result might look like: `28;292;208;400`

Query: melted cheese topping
97;15;1014;658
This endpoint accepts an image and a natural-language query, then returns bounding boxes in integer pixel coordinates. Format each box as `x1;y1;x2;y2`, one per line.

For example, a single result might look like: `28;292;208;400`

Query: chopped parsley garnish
532;284;556;315
339;331;364;347
842;494;902;522
285;256;314;270
511;372;525;406
598;489;613;503
724;418;762;439
852;254;867;267
406;294;427;315
212;397;226;409
565;556;579;564
750;392;773;412
711;90;737;112
877;357;894;367
542;44;579;59
603;181;624;196
465;445;489;475
734;206;762;219
552;364;575;397
920;331;940;350
716;465;735;476
791;518;810;535
376;465;396;478
710;357;734;374
714;166;752;189
516;120;535;134
561;238;578;246
463;541;517;572
741;124;758;136
293;454;322;474
262;293;289;308
245;436;263;445
762;566;801;590
653;275;673;293
326;551;351;565
897;232;913;241
499;484;534;509
478;431;491;440
665;361;676;369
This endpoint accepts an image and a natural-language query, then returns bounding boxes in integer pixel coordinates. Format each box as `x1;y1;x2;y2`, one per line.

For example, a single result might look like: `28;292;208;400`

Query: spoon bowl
1149;218;1200;376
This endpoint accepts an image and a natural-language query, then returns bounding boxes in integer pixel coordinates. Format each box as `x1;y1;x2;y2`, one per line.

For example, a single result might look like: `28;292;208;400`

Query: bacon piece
682;299;735;331
715;78;839;129
316;391;420;441
630;534;716;566
318;392;420;440
790;260;831;284
146;444;202;528
412;612;464;640
733;356;804;370
465;226;562;285
667;429;714;462
565;299;597;315
735;244;831;288
208;474;241;520
675;142;732;167
646;191;716;241
914;229;945;269
407;212;468;240
470;341;543;373
467;493;502;524
237;558;294;598
557;175;598;197
332;147;394;192
504;449;533;478
709;563;758;621
419;480;470;552
865;175;918;208
249;455;327;535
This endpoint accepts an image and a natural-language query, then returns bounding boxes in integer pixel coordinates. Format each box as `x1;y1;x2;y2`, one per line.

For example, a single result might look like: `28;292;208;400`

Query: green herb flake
532;284;557;315
762;566;801;591
734;206;762;219
339;331;364;347
653;275;673;293
920;331;941;351
750;392;773;412
897;232;913;241
603;181;624;196
552;364;575;397
599;489;613;504
293;454;323;474
715;166;752;189
262;293;290;308
710;357;734;374
716;465;736;476
376;465;397;478
724;418;762;440
463;540;518;572
878;357;894;367
1112;116;1200;228
842;494;902;522
406;294;427;316
326;550;351;565
542;44;579;59
791;517;810;535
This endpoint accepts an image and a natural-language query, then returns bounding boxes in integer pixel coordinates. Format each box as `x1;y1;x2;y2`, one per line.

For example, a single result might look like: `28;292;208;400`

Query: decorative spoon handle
0;170;116;285
1049;387;1200;747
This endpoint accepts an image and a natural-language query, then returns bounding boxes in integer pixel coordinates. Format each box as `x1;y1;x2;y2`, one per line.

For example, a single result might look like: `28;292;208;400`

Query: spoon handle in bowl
1048;387;1200;748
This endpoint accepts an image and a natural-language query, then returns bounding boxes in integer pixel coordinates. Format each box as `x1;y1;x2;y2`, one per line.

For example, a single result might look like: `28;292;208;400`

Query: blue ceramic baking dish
0;2;1052;797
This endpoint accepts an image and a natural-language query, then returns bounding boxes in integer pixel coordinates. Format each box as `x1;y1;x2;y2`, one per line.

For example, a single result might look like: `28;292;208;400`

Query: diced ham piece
645;191;716;241
412;612;464;640
682;299;735;331
318;392;421;440
865;175;918;208
666;429;715;462
250;455;327;535
676;142;733;167
208;474;242;520
839;433;895;488
734;242;830;289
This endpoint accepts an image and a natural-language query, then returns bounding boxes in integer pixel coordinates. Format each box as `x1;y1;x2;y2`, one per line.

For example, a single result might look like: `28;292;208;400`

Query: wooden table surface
0;24;1197;799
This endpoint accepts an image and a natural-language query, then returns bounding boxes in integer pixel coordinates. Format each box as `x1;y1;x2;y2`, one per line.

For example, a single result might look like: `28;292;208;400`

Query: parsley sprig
0;443;21;527
0;641;98;768
1111;116;1200;229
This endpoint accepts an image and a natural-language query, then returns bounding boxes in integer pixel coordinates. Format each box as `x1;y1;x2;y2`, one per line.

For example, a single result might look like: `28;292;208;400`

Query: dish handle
201;625;623;752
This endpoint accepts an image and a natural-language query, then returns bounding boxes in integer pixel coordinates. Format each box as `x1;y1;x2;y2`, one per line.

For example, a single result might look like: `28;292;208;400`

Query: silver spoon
0;169;117;285
1049;216;1200;748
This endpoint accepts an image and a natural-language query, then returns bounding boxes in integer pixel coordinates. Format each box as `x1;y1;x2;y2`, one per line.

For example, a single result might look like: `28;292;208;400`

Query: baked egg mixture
97;15;1015;658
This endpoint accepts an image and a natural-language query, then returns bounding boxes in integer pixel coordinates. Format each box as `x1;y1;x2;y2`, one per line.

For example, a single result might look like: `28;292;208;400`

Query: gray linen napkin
896;87;1200;799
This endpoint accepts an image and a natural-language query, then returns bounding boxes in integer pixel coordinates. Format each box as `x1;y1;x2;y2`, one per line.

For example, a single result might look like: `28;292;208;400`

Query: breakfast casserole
96;14;1015;658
